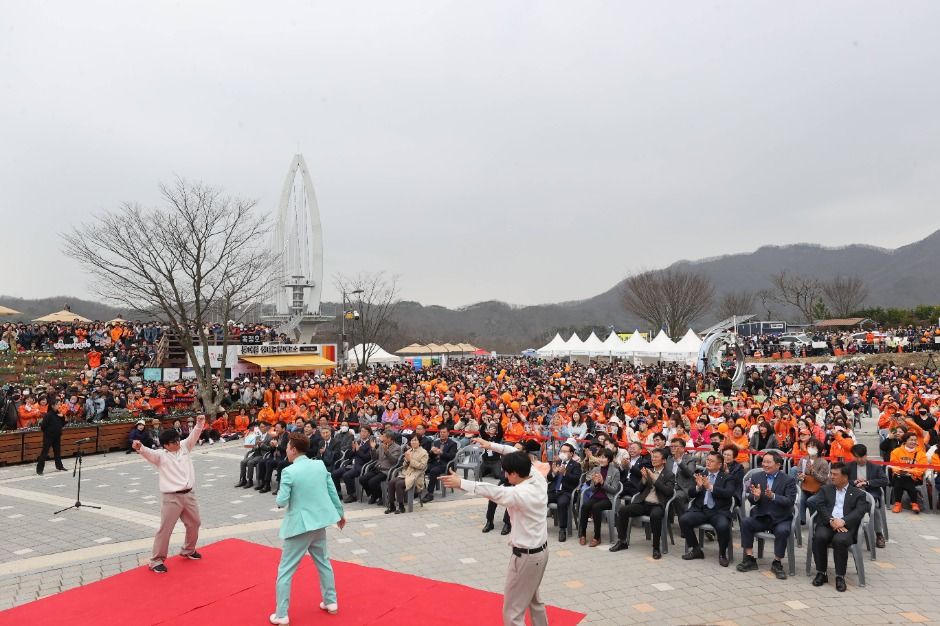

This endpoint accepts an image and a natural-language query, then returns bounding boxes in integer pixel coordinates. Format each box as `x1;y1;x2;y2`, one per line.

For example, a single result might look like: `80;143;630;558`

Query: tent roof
33;309;92;323
397;343;431;355
647;330;678;352
602;331;623;347
536;333;567;354
620;330;651;353
582;332;606;352
241;354;336;370
674;329;703;354
347;343;401;365
0;305;22;316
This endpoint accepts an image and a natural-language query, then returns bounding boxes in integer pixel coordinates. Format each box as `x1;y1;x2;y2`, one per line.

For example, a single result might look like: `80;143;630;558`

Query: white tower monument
265;154;331;340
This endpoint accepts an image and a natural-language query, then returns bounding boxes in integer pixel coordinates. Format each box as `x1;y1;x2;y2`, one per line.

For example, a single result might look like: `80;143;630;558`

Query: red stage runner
0;538;585;625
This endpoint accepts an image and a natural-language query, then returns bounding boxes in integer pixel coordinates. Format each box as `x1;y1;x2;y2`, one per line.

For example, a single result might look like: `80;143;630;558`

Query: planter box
26;425;99;461
0;431;23;465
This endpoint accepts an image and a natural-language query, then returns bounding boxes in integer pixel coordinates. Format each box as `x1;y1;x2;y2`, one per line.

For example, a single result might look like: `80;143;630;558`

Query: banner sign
239;334;263;345
54;341;91;350
240;344;323;356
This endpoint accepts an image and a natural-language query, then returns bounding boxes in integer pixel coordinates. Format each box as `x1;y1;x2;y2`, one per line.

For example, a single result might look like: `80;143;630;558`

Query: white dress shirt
460;443;548;550
832;485;848;519
137;423;203;493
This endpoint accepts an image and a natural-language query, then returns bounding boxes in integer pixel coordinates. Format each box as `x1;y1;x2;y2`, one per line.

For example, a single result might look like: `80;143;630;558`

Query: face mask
807;447;818;456
558;452;570;461
340;426;349;433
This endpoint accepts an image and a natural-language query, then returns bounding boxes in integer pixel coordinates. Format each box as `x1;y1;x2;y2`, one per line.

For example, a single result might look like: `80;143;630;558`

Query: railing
150;334;169;367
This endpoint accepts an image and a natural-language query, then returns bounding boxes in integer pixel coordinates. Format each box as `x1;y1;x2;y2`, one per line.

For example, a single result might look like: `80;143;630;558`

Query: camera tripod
54;441;101;515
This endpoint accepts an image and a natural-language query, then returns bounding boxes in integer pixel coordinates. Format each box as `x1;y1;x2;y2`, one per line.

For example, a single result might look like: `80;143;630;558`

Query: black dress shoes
500;523;512;536
608;540;628;552
558;529;566;542
481;521;495;533
681;548;704;561
835;576;847;592
812;572;829;587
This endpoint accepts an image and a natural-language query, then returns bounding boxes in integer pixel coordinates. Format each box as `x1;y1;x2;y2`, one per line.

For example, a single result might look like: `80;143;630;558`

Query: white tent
581;332;606;356
563;333;587;355
647;330;678;352
600;331;624;355
536;333;567;356
347;343;401;366
674;329;703;355
619;330;650;355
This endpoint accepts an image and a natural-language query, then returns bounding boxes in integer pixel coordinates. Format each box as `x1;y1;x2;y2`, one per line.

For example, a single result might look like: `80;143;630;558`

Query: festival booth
535;333;568;357
186;343;337;379
563;333;586;357
33;309;92;323
594;331;625;359
618;329;651;360
641;330;686;362
674;328;703;364
346;343;401;367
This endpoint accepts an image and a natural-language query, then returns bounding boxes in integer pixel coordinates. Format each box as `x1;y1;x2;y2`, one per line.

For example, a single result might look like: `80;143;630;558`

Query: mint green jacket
275;456;344;539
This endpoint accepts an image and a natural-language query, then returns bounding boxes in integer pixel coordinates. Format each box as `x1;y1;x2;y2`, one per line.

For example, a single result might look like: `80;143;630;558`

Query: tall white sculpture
266;154;330;340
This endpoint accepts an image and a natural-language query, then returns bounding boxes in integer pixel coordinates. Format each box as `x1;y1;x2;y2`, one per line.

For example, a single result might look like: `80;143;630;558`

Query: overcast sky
2;1;938;309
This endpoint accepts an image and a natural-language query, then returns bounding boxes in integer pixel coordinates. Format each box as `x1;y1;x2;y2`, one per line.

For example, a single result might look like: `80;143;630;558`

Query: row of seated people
232;422;461;513
541;440;892;593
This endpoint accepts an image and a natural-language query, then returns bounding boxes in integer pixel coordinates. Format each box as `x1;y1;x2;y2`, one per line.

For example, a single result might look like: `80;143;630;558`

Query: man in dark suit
258;422;290;493
421;426;458;503
737;451;798;580
668;438;698;527
318;426;343;470
547;442;582;542
846;444;888;548
679;451;736;566
619;443;651;498
235;422;271;489
610;448;675;559
812;462;870;592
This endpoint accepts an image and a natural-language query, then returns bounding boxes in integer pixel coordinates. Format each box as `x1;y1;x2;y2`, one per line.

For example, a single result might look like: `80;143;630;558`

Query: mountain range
3;229;939;354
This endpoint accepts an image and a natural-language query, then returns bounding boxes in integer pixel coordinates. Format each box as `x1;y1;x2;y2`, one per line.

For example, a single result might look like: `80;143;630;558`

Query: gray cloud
1;1;938;308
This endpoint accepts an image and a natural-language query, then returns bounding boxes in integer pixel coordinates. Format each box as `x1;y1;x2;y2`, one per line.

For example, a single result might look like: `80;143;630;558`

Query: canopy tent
0;305;22;316
600;331;624;354
619;330;651;355
580;332;607;356
397;343;433;355
563;333;586;355
33;309;92;323
346;343;401;366
647;330;678;352
108;316;128;324
456;342;478;352
674;329;703;354
535;333;567;356
241;354;336;370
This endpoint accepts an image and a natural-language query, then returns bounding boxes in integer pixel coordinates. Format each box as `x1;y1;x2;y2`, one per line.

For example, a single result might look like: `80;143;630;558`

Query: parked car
777;333;812;349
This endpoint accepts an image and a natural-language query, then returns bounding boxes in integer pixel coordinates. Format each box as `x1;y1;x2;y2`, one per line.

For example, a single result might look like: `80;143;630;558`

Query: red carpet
0;538;585;625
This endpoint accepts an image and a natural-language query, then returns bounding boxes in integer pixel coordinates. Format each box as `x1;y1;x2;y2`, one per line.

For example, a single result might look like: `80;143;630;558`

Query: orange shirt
17;404;42;429
234;414;249;433
890;446;927;480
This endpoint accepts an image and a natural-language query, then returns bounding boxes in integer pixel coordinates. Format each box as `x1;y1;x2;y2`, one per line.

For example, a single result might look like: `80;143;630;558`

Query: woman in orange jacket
890;432;928;513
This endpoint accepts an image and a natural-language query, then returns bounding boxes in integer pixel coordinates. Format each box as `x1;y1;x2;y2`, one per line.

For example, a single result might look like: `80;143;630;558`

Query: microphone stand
54;441;101;515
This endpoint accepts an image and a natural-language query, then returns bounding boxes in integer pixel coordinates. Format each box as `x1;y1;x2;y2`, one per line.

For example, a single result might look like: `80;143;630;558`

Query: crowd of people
740;323;940;357
5;317;940;591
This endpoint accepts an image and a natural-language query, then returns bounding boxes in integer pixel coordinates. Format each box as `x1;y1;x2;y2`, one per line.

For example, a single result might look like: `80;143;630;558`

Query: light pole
341;289;363;371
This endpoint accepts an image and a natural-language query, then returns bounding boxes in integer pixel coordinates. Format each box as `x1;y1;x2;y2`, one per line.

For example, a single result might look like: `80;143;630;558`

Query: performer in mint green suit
270;433;346;625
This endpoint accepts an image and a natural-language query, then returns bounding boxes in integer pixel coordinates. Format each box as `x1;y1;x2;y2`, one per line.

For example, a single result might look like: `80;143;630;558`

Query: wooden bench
0;431;23;466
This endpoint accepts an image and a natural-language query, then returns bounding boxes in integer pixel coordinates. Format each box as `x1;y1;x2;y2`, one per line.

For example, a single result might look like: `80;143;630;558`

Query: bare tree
769;271;822;324
756;289;776;319
621;268;714;337
715;290;756;319
333;272;400;370
822;275;869;318
63;177;276;418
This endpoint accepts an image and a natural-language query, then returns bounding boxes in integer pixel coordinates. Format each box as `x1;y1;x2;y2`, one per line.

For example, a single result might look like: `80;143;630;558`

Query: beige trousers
502;549;548;626
150;491;201;567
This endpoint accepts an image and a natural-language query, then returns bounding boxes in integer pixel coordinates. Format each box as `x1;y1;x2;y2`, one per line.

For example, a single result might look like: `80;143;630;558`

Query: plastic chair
379;455;405;506
548;483;578;530
742;468;798;576
600;484;623;545
804;510;868;587
877;486;890;541
624;492;677;554
454;445;484;481
356;460;377;502
689;502;739;563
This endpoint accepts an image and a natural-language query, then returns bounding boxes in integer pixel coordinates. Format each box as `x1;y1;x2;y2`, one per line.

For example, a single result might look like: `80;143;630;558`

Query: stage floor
0;538;585;625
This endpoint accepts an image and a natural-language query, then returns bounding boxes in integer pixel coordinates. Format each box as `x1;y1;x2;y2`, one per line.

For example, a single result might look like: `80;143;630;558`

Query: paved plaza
2;437;940;625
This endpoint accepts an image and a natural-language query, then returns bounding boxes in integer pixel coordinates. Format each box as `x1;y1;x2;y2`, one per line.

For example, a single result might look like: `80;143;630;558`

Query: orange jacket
890;446;927;480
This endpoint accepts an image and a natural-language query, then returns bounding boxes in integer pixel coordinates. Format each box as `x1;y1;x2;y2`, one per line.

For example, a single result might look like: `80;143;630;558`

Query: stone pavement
2;438;940;625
